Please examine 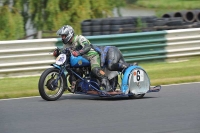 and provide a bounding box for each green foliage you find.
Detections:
[136,17,146,32]
[135,0,200,10]
[50,0,125,33]
[28,0,126,34]
[0,0,125,40]
[29,0,47,30]
[0,2,24,40]
[13,1,25,39]
[126,0,138,4]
